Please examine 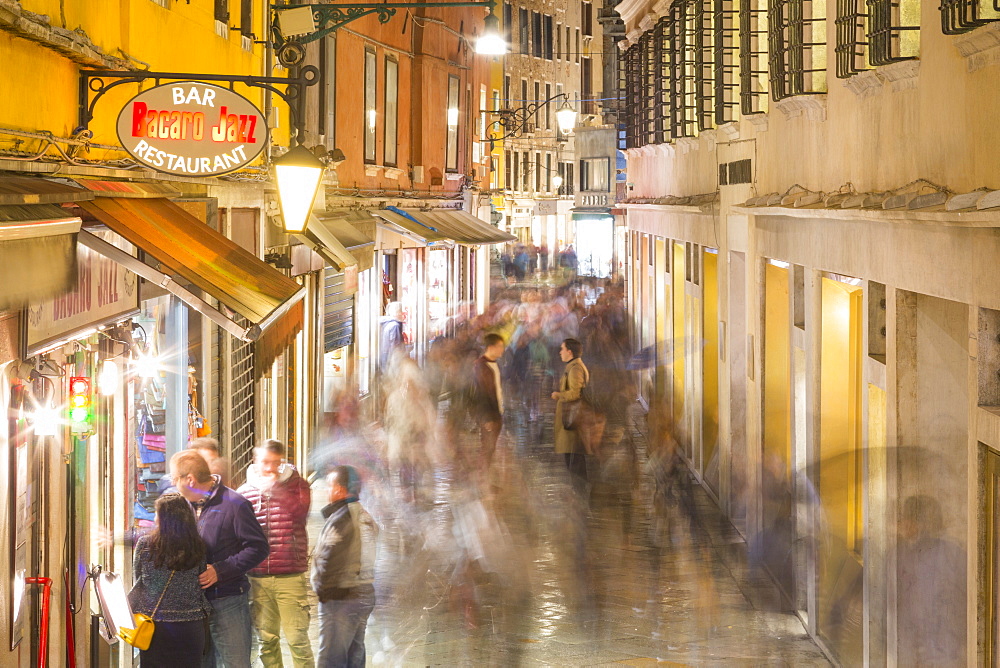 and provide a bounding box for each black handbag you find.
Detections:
[562,399,582,431]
